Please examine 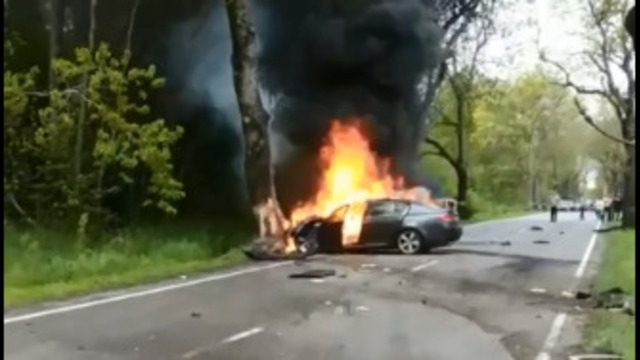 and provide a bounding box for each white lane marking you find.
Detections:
[4,262,291,325]
[569,355,622,360]
[220,327,264,345]
[535,312,567,360]
[575,221,602,278]
[535,221,601,360]
[411,260,439,272]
